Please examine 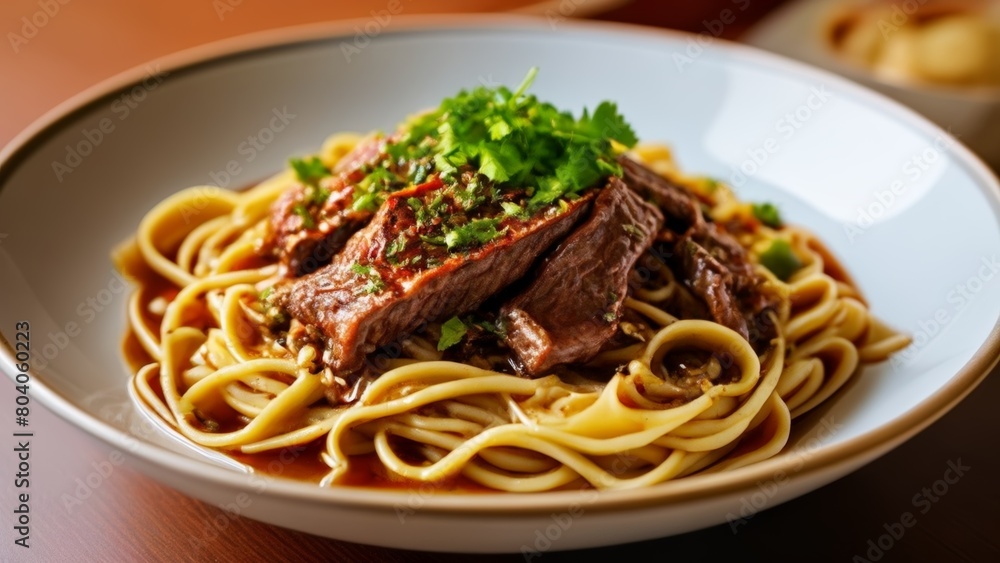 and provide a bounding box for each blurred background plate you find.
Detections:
[745,0,1000,167]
